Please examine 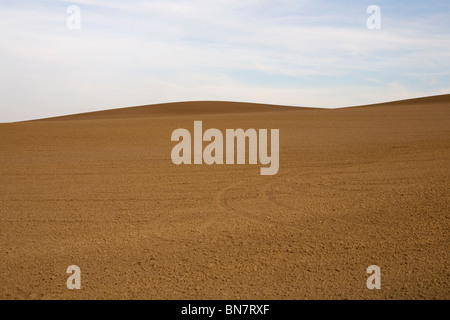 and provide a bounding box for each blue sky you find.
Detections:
[0,0,449,122]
